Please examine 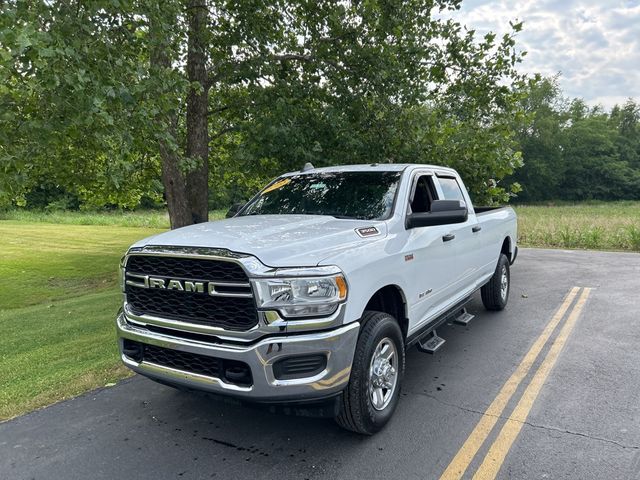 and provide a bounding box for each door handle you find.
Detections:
[442,233,455,242]
[472,225,482,233]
